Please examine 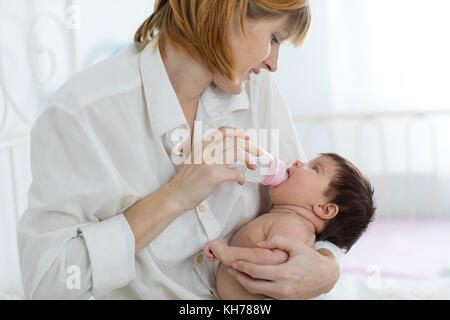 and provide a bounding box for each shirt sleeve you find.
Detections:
[315,241,344,263]
[17,105,139,299]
